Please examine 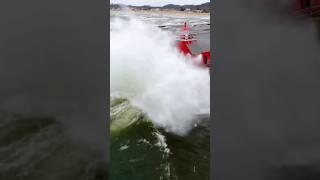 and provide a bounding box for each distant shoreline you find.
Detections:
[111,9,210,18]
